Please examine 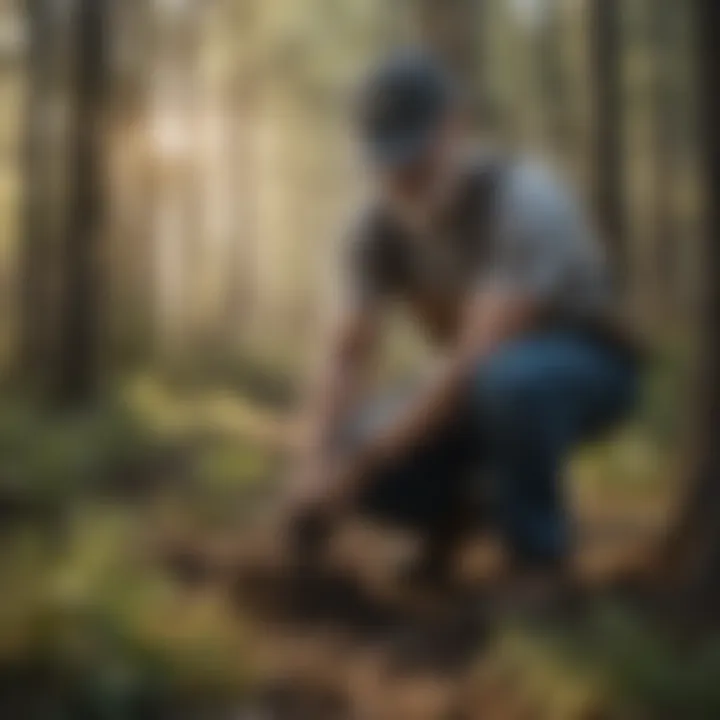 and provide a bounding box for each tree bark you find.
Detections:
[537,0,573,163]
[20,0,69,393]
[108,0,156,368]
[649,0,679,319]
[663,0,720,597]
[416,0,485,117]
[589,0,626,278]
[53,0,110,406]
